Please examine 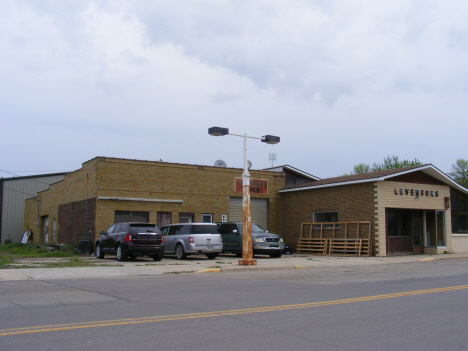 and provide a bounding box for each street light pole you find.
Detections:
[208,127,280,266]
